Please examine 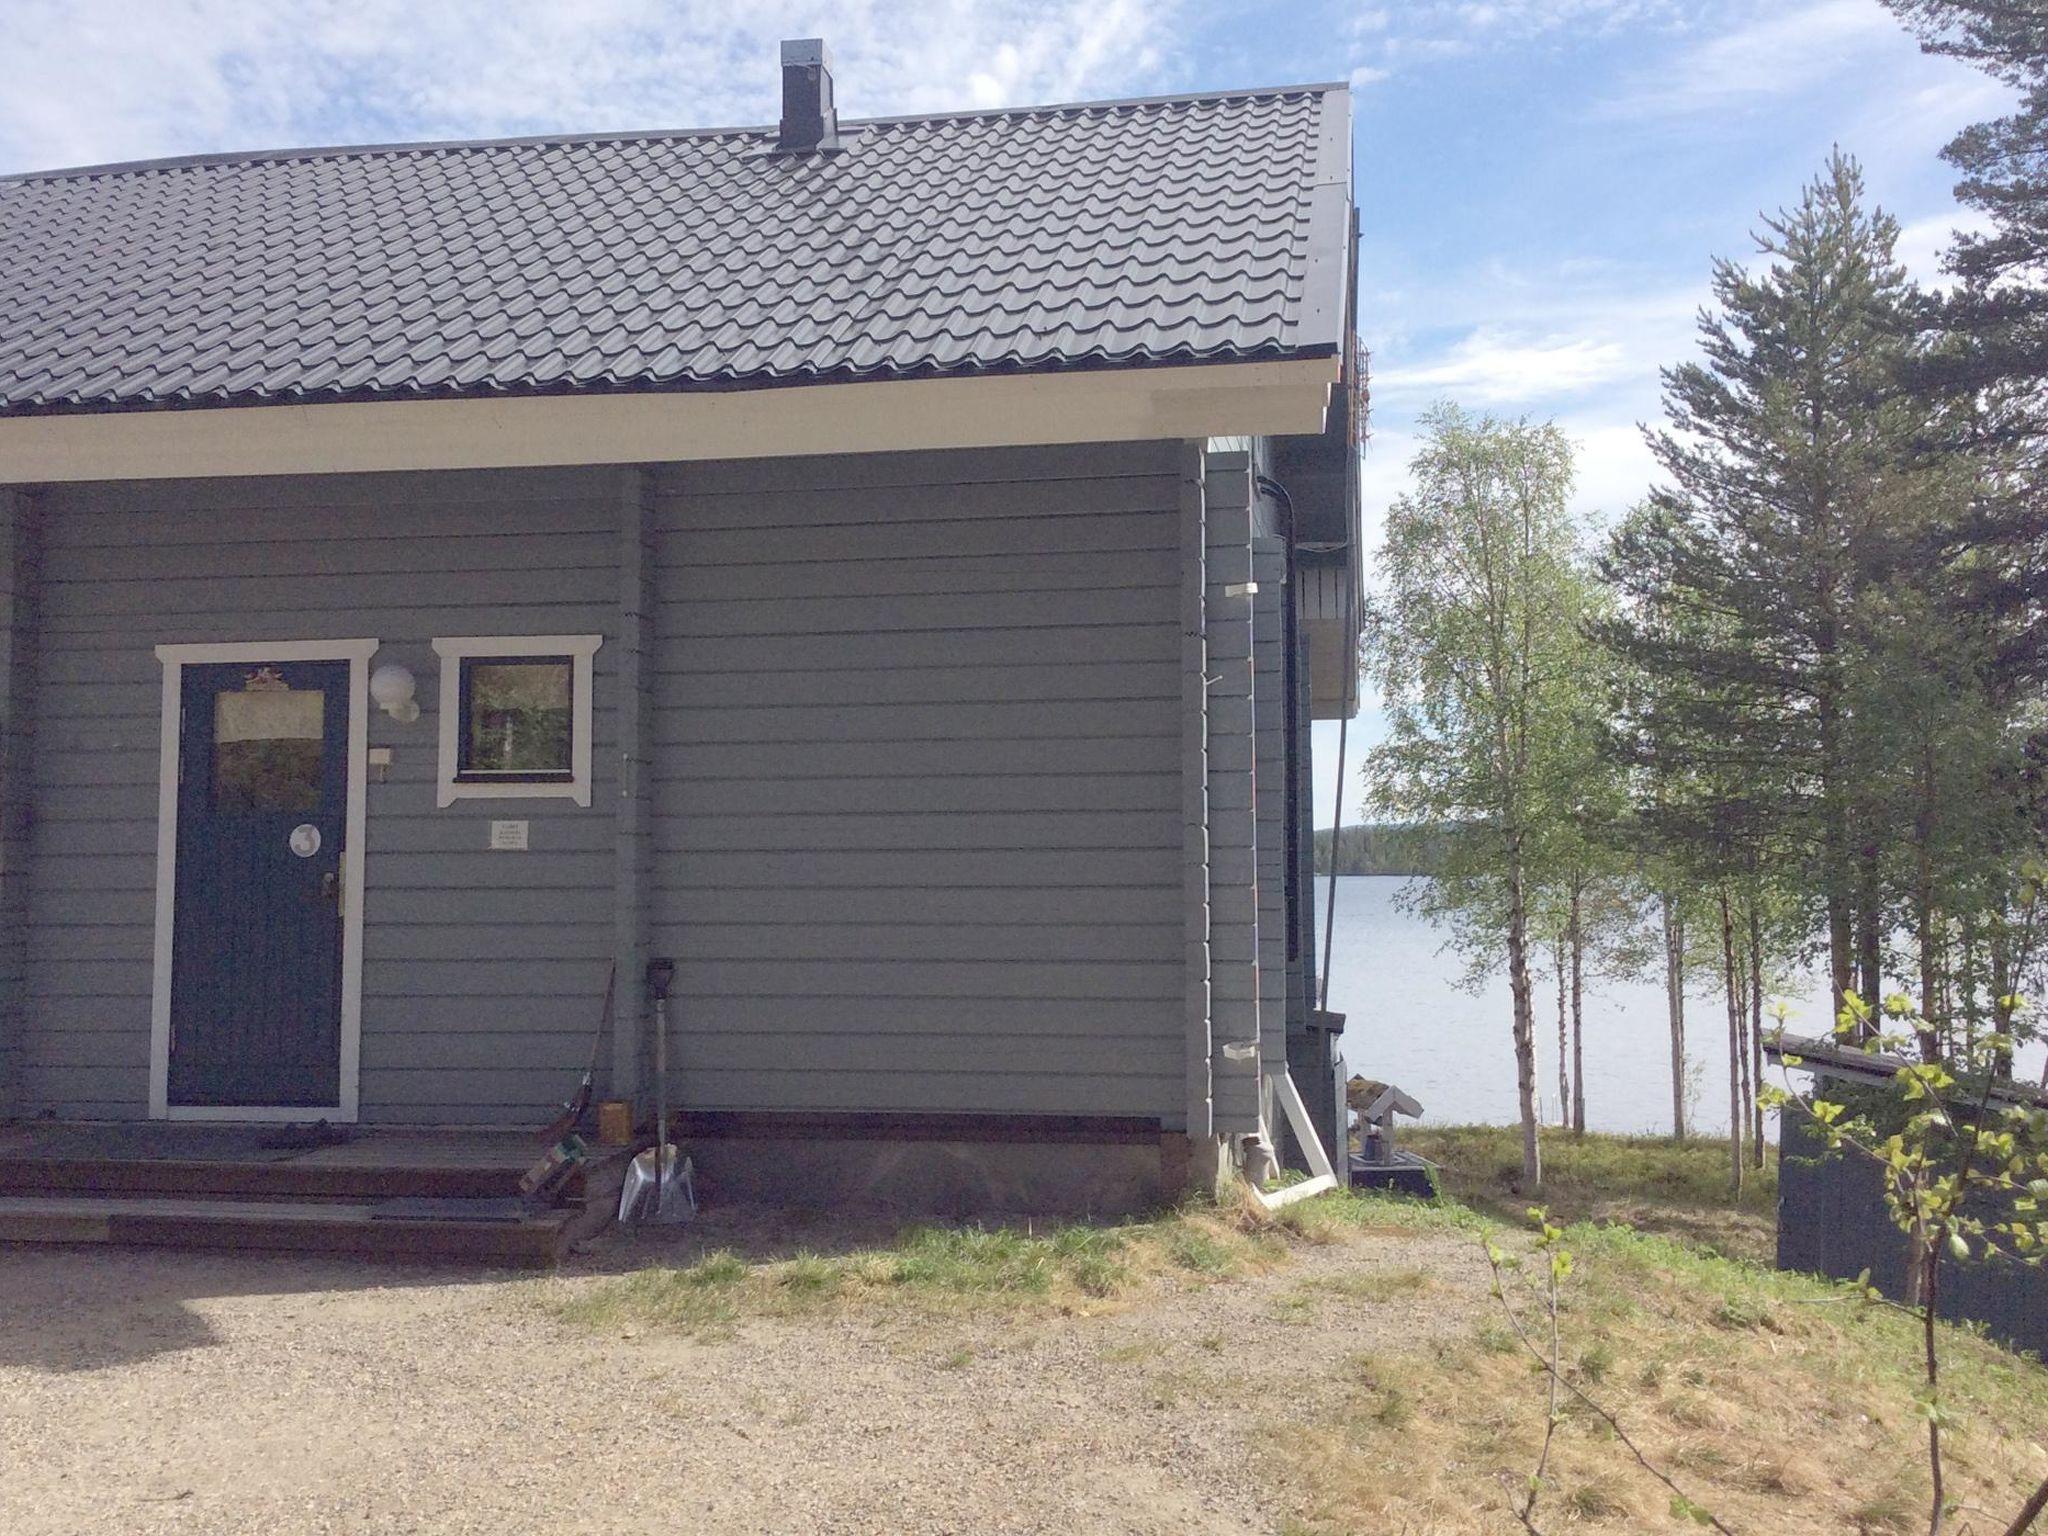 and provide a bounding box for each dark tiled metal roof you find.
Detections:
[0,85,1349,417]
